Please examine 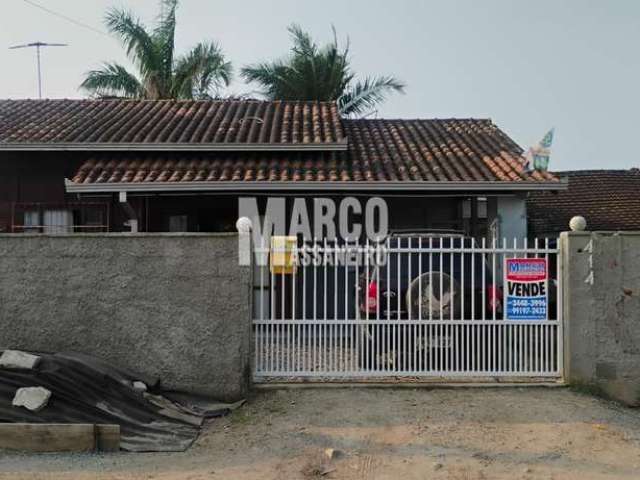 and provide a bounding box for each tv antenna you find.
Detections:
[9,41,68,99]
